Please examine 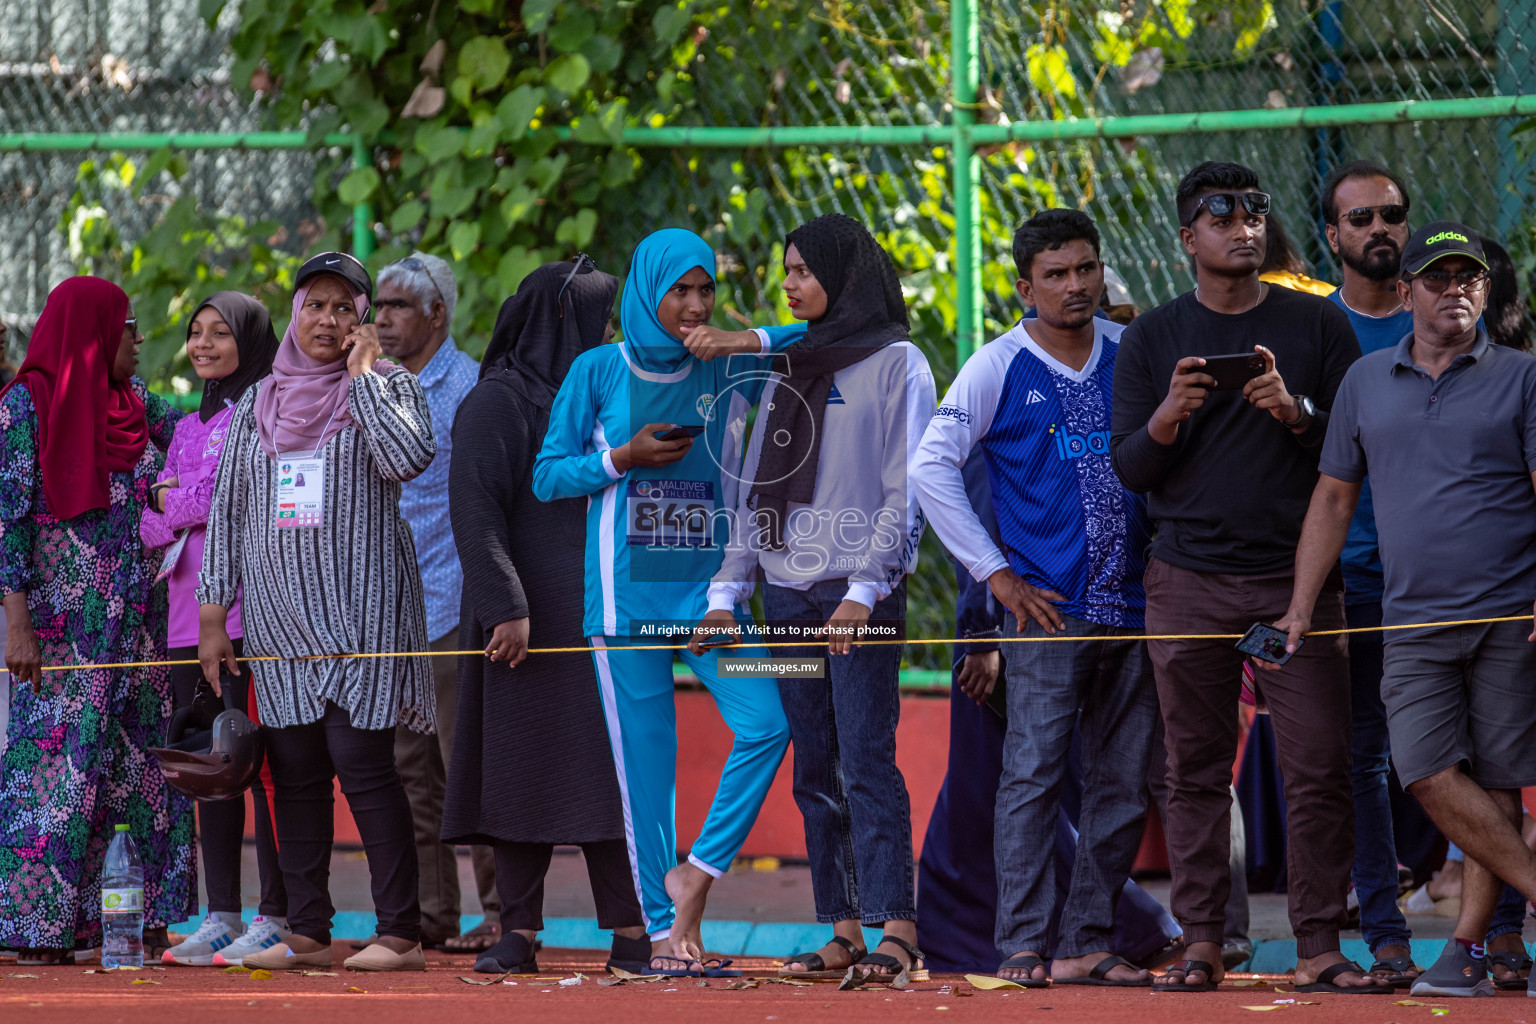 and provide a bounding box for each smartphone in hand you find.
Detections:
[1236,622,1302,665]
[1198,353,1266,391]
[654,425,705,442]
